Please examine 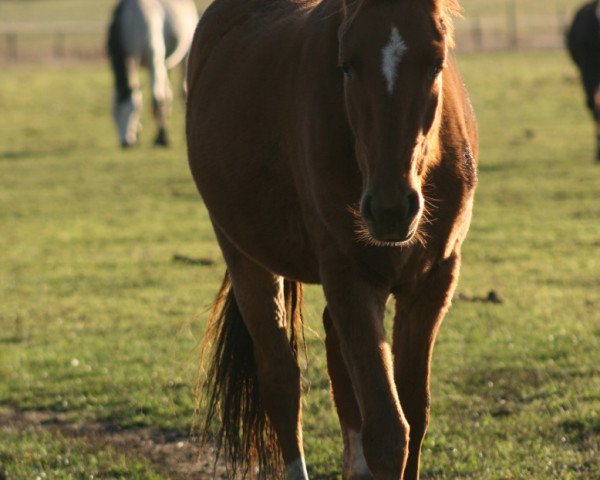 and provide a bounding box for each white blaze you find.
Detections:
[346,430,370,477]
[285,457,309,480]
[381,26,408,94]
